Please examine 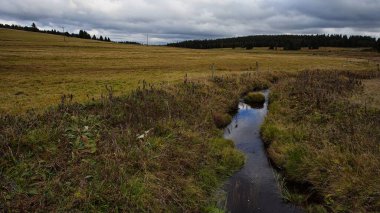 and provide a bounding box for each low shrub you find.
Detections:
[243,92,265,107]
[212,112,232,129]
